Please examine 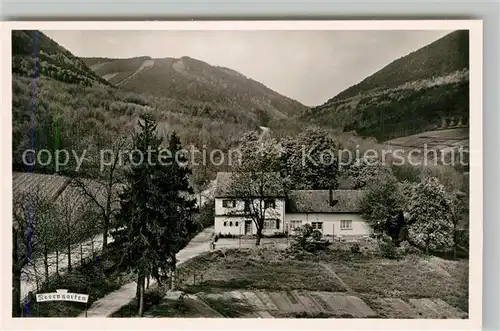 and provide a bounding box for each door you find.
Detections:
[244,220,252,235]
